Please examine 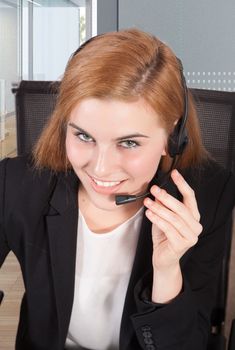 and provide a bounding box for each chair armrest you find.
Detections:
[228,319,235,350]
[207,334,226,350]
[0,290,4,304]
